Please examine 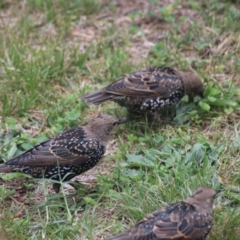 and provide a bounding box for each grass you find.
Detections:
[0,0,240,239]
